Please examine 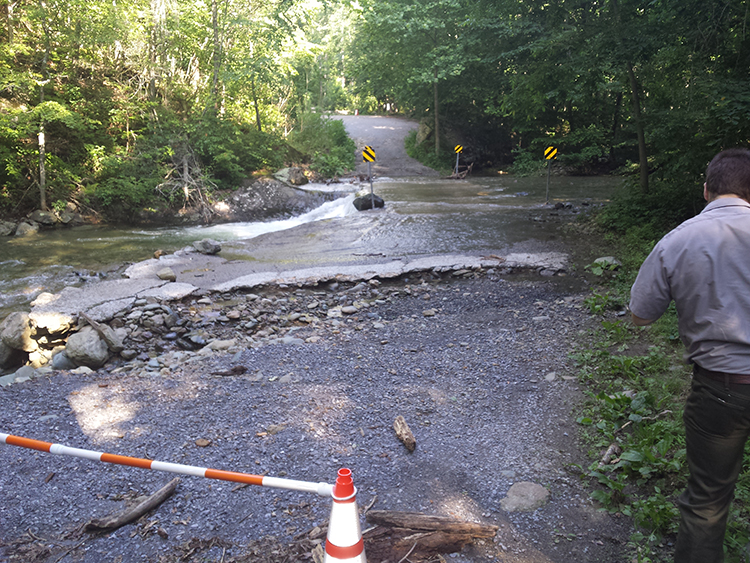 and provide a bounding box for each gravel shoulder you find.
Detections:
[0,269,631,562]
